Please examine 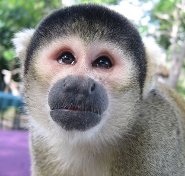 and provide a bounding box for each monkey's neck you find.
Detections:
[30,127,113,176]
